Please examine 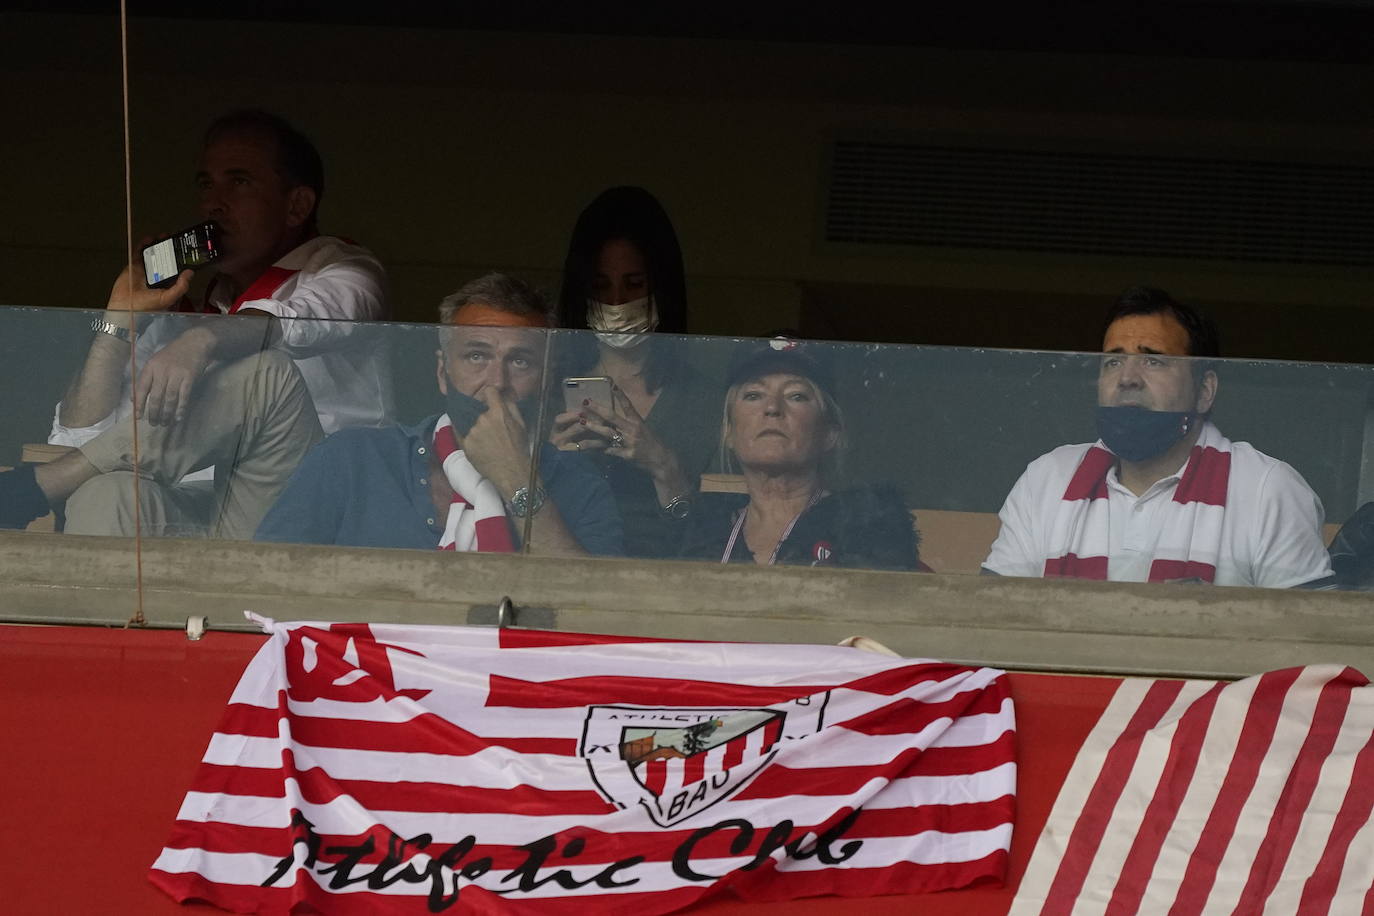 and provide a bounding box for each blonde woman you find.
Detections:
[678,339,923,570]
